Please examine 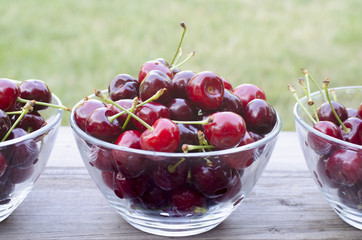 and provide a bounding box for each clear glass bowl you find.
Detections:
[293,86,362,230]
[69,95,282,237]
[0,93,63,222]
